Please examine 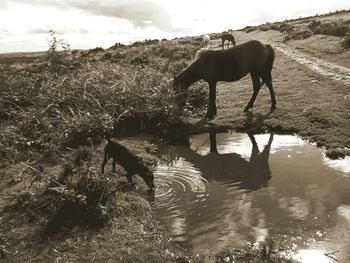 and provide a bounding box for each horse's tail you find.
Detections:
[265,44,275,74]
